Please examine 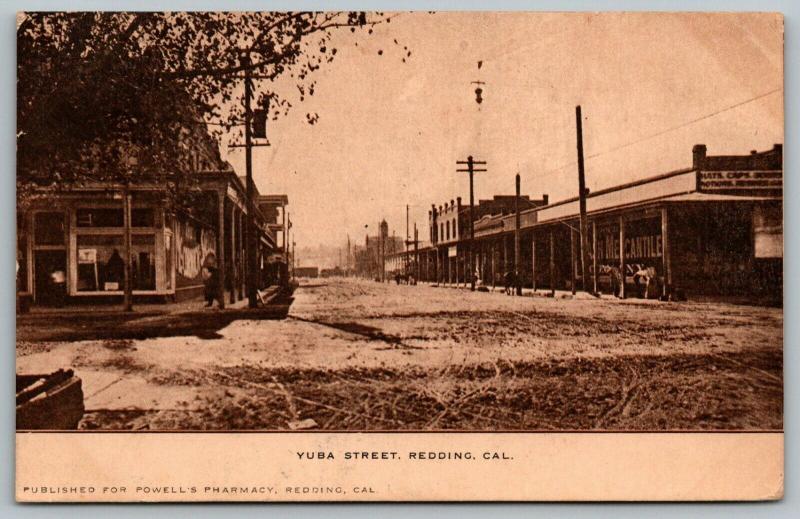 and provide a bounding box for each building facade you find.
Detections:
[353,220,404,280]
[393,144,782,300]
[426,193,548,286]
[17,172,289,308]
